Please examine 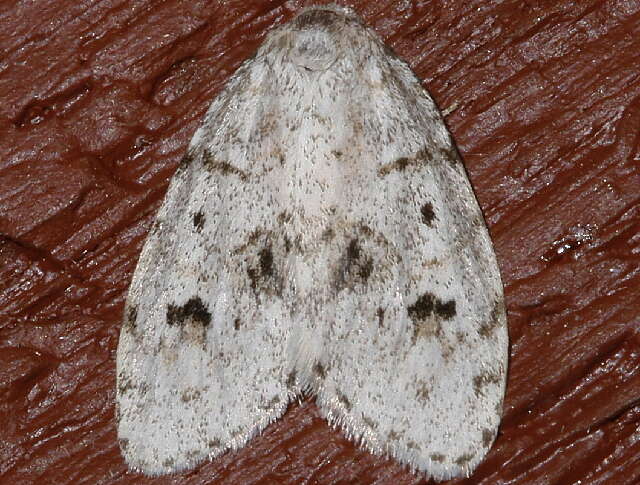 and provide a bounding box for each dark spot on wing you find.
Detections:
[181,388,201,403]
[150,219,163,235]
[394,156,410,170]
[435,299,456,319]
[193,211,205,231]
[202,151,248,180]
[430,453,445,463]
[441,341,456,362]
[179,153,194,168]
[408,292,435,321]
[416,380,430,402]
[358,258,373,281]
[119,438,129,452]
[420,202,435,226]
[163,457,175,468]
[166,296,211,327]
[333,238,374,291]
[322,226,335,241]
[125,305,138,329]
[378,147,433,176]
[383,43,397,58]
[347,238,360,261]
[407,440,421,451]
[118,376,135,394]
[233,229,262,255]
[407,292,456,343]
[455,453,474,466]
[443,145,462,165]
[208,438,222,449]
[286,369,297,388]
[247,244,282,296]
[377,307,385,328]
[473,371,501,396]
[259,247,273,276]
[479,299,504,338]
[482,428,494,447]
[336,391,352,411]
[233,318,241,331]
[332,150,343,158]
[312,362,326,379]
[277,211,292,224]
[378,156,409,176]
[247,229,262,246]
[358,223,374,236]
